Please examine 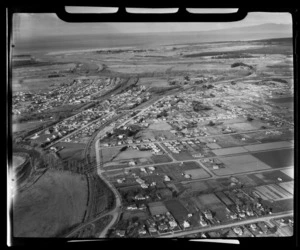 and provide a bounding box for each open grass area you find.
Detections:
[13,121,45,133]
[115,150,152,161]
[184,169,211,179]
[56,142,86,161]
[148,121,172,131]
[213,154,271,176]
[148,201,169,216]
[252,148,294,169]
[13,169,88,237]
[12,155,26,169]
